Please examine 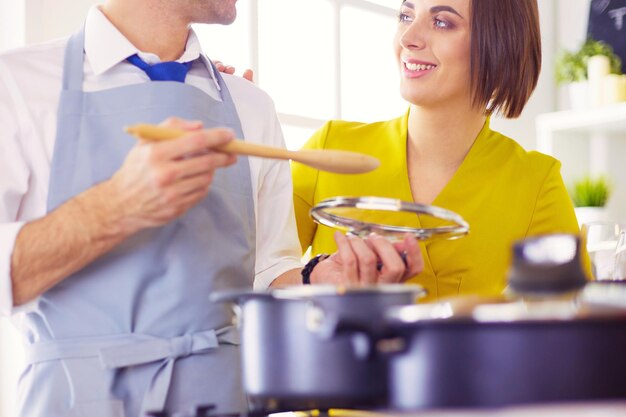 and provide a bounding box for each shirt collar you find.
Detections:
[84,6,220,90]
